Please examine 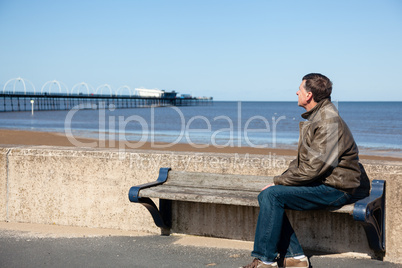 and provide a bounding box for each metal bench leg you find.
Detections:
[135,197,171,234]
[353,180,385,257]
[128,168,172,234]
[159,199,172,235]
